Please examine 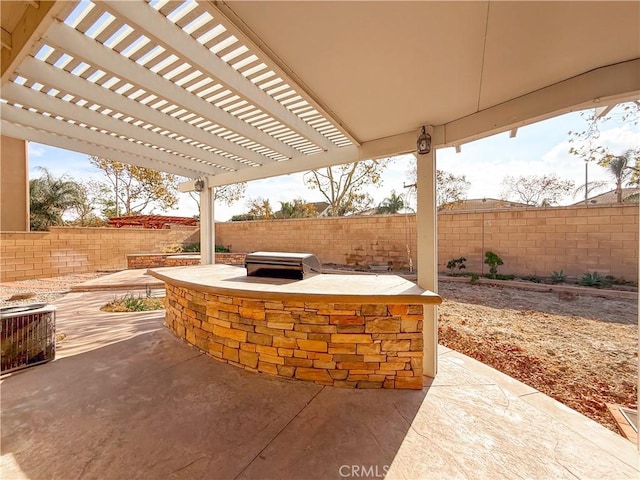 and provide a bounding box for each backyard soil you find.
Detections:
[438,281,638,434]
[0,272,113,307]
[1,271,636,434]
